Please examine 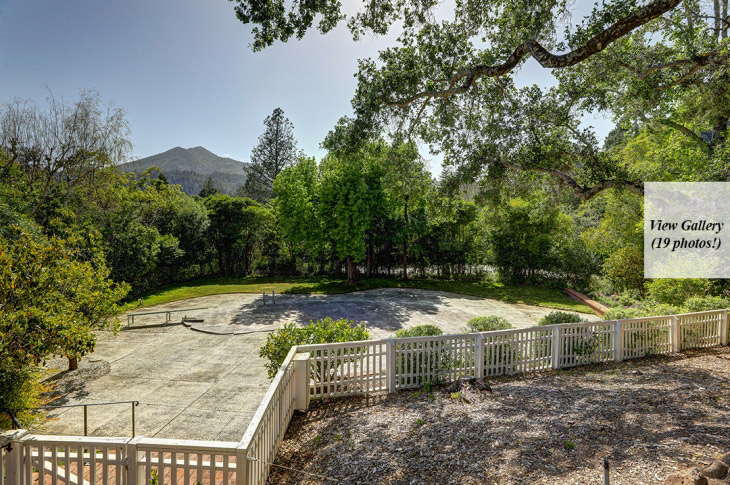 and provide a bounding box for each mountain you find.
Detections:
[118,146,247,195]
